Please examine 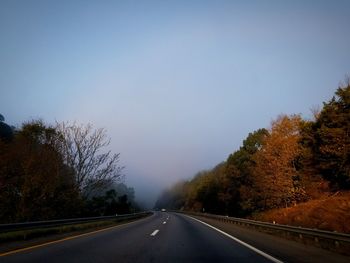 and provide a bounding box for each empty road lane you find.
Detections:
[1,212,281,263]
